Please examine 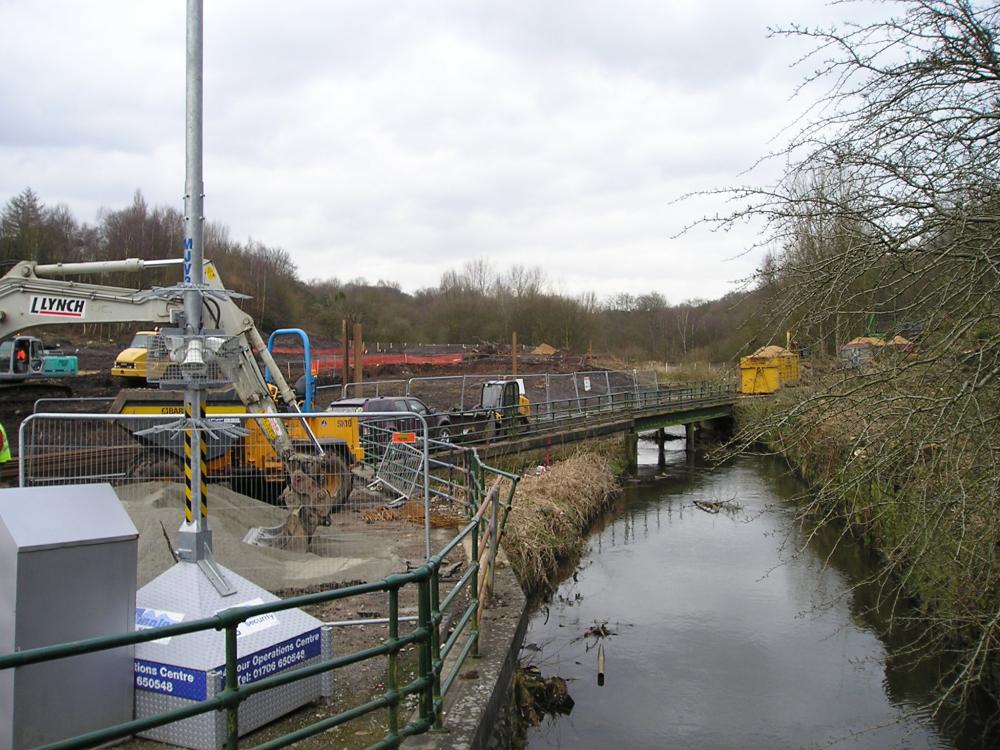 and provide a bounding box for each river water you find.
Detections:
[521,435,995,750]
